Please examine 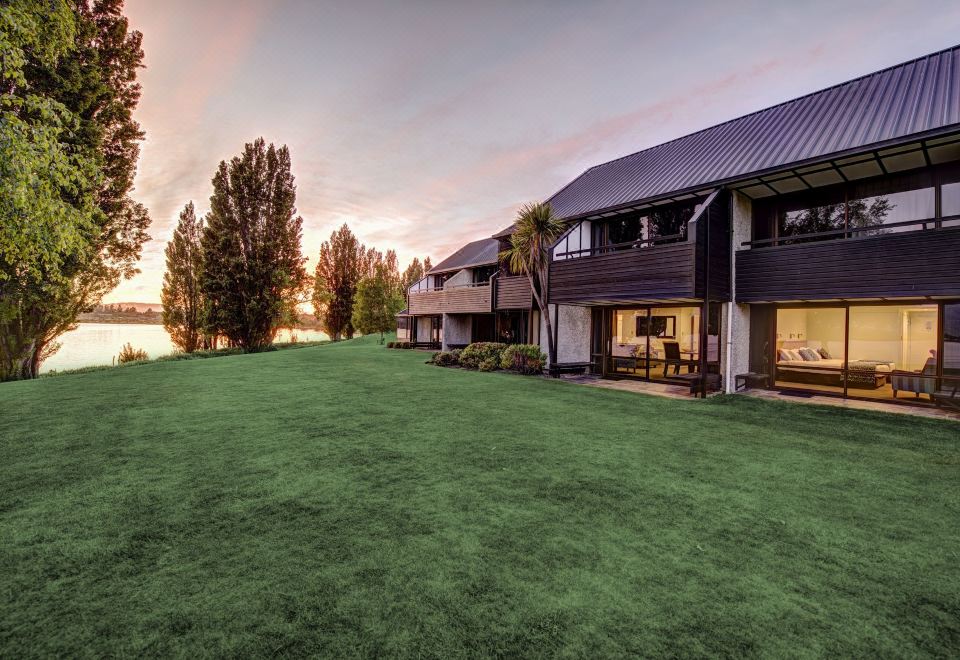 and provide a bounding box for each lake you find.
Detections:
[41,323,329,374]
